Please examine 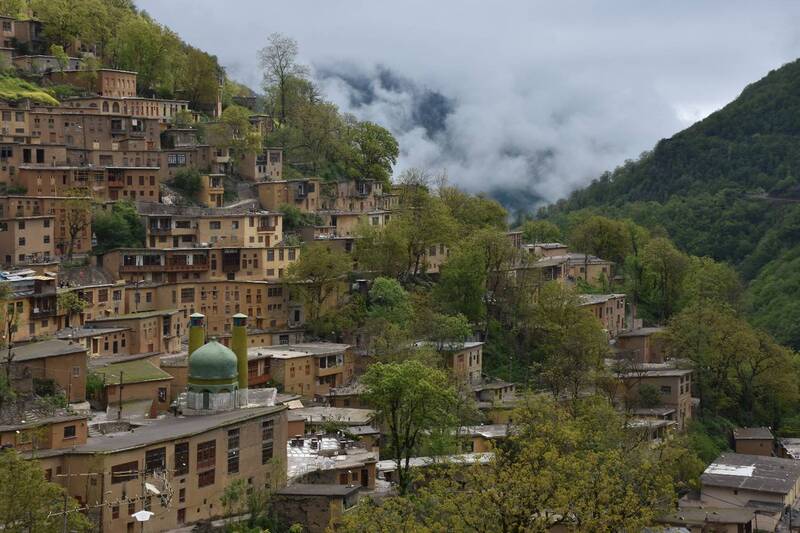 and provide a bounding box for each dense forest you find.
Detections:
[540,58,800,349]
